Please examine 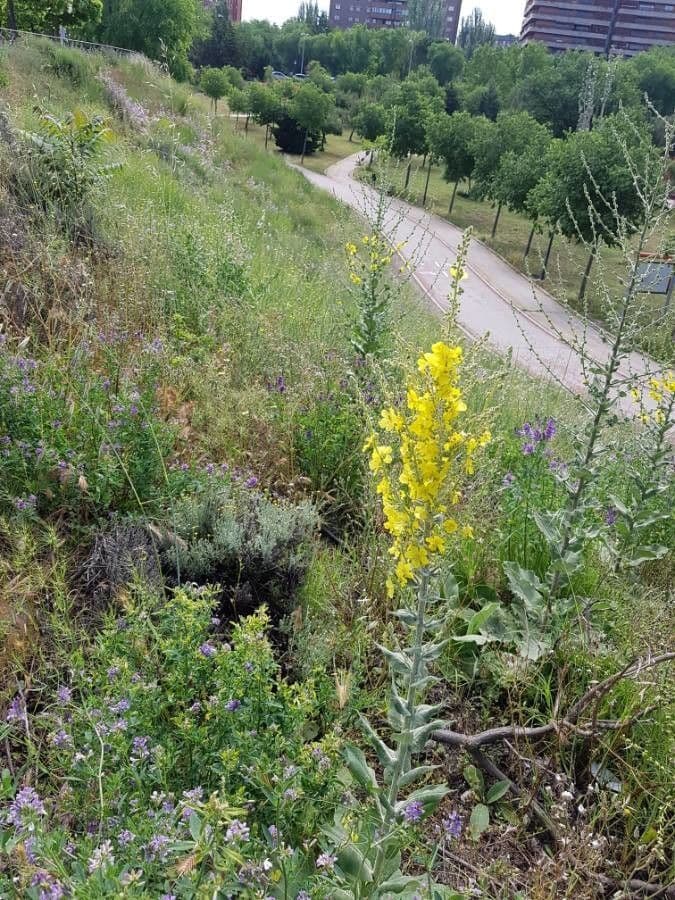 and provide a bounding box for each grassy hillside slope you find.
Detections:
[0,39,673,899]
